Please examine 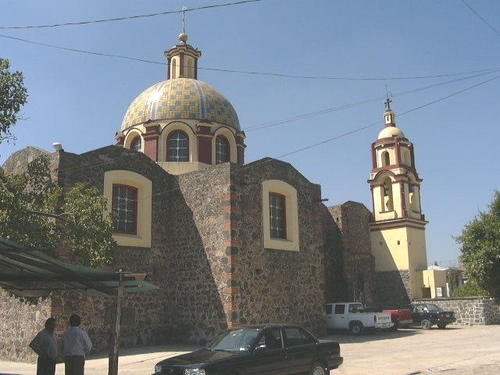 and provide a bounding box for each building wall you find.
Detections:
[328,202,376,306]
[233,159,332,335]
[370,227,409,271]
[423,269,448,298]
[375,270,411,308]
[0,290,52,361]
